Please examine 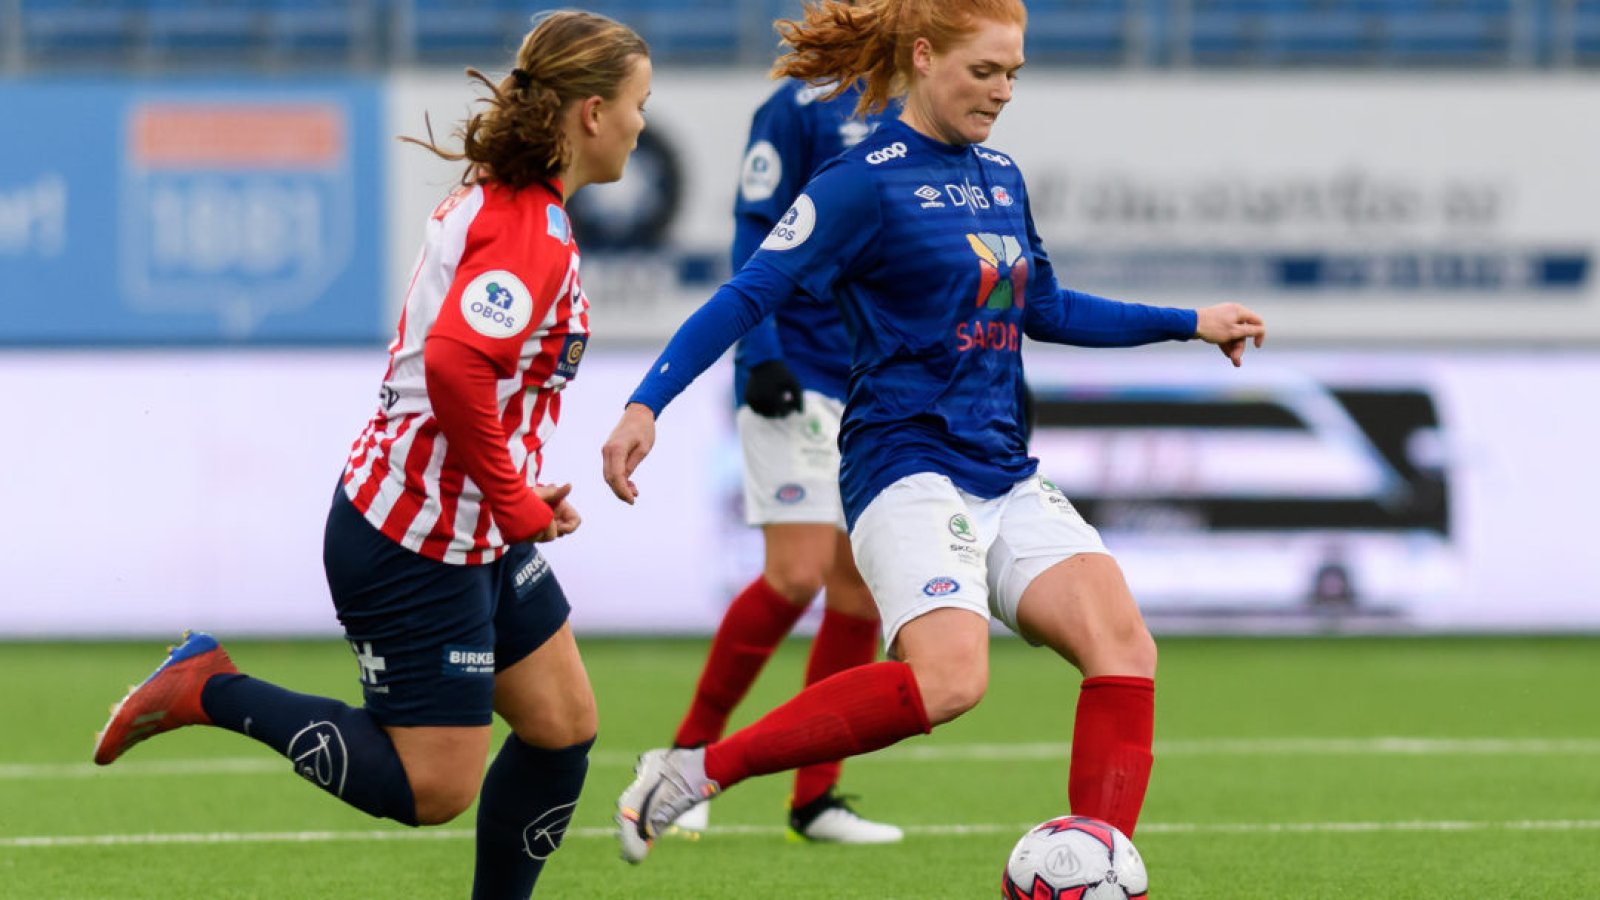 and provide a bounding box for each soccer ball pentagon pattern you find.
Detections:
[1002,815,1148,899]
